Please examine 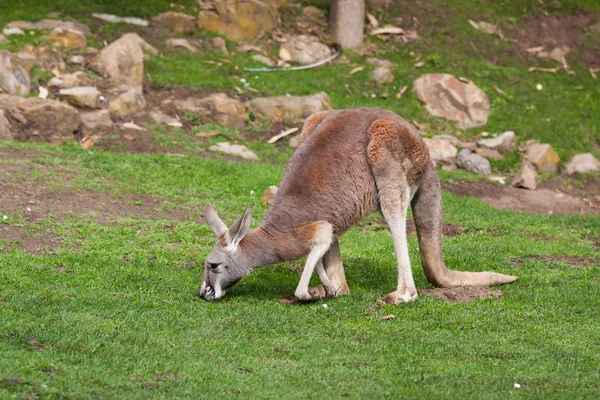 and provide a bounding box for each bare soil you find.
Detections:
[443,178,600,215]
[420,286,503,303]
[359,217,463,237]
[511,255,600,268]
